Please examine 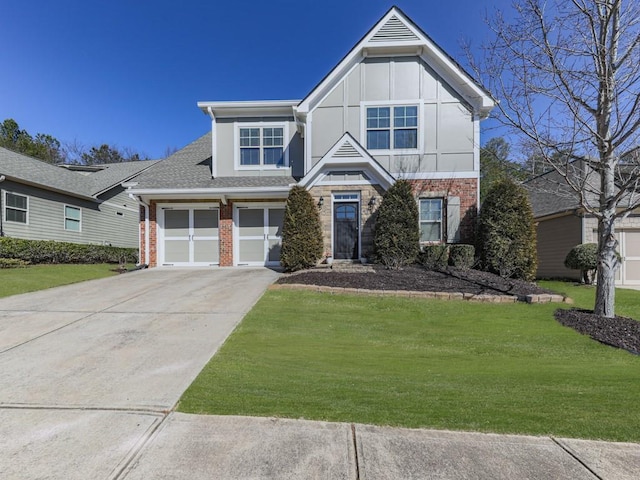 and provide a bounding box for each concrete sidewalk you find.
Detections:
[119,414,640,479]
